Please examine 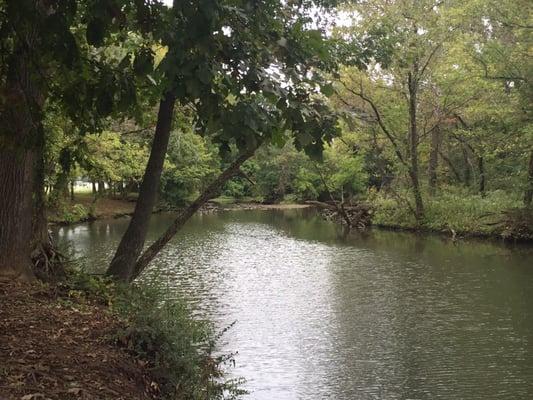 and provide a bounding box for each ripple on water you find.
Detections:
[54,210,533,400]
